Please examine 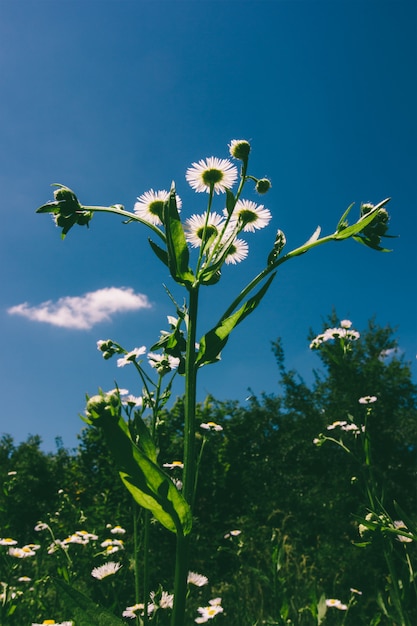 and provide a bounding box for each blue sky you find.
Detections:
[1,0,416,452]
